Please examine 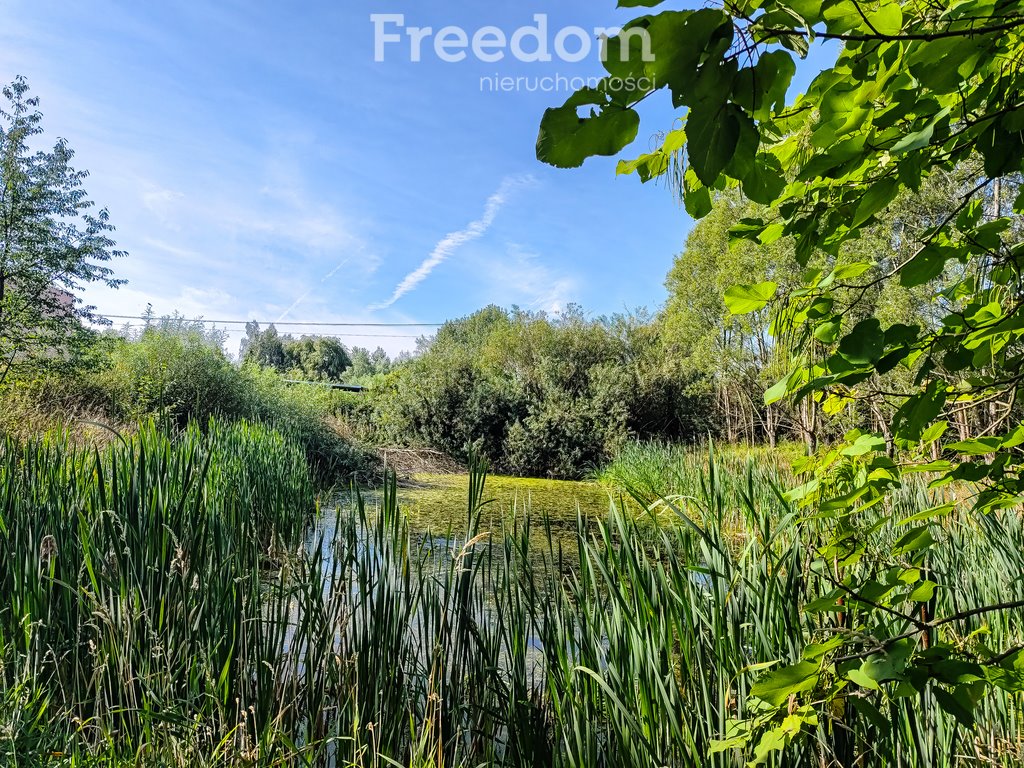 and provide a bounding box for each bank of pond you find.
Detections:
[1,420,1022,767]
